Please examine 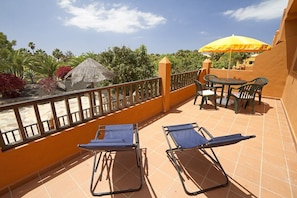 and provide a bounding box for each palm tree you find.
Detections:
[67,55,87,67]
[35,49,47,55]
[32,55,59,79]
[7,50,32,78]
[83,51,99,60]
[28,42,35,54]
[23,69,37,83]
[52,48,64,62]
[62,50,75,63]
